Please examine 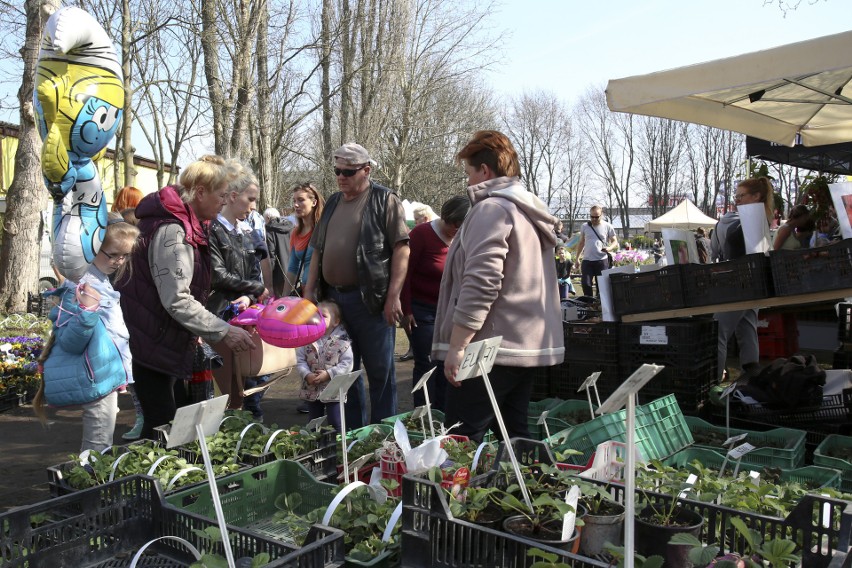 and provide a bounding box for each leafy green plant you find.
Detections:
[605,543,664,568]
[527,547,573,568]
[188,526,270,568]
[445,483,501,523]
[673,517,801,568]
